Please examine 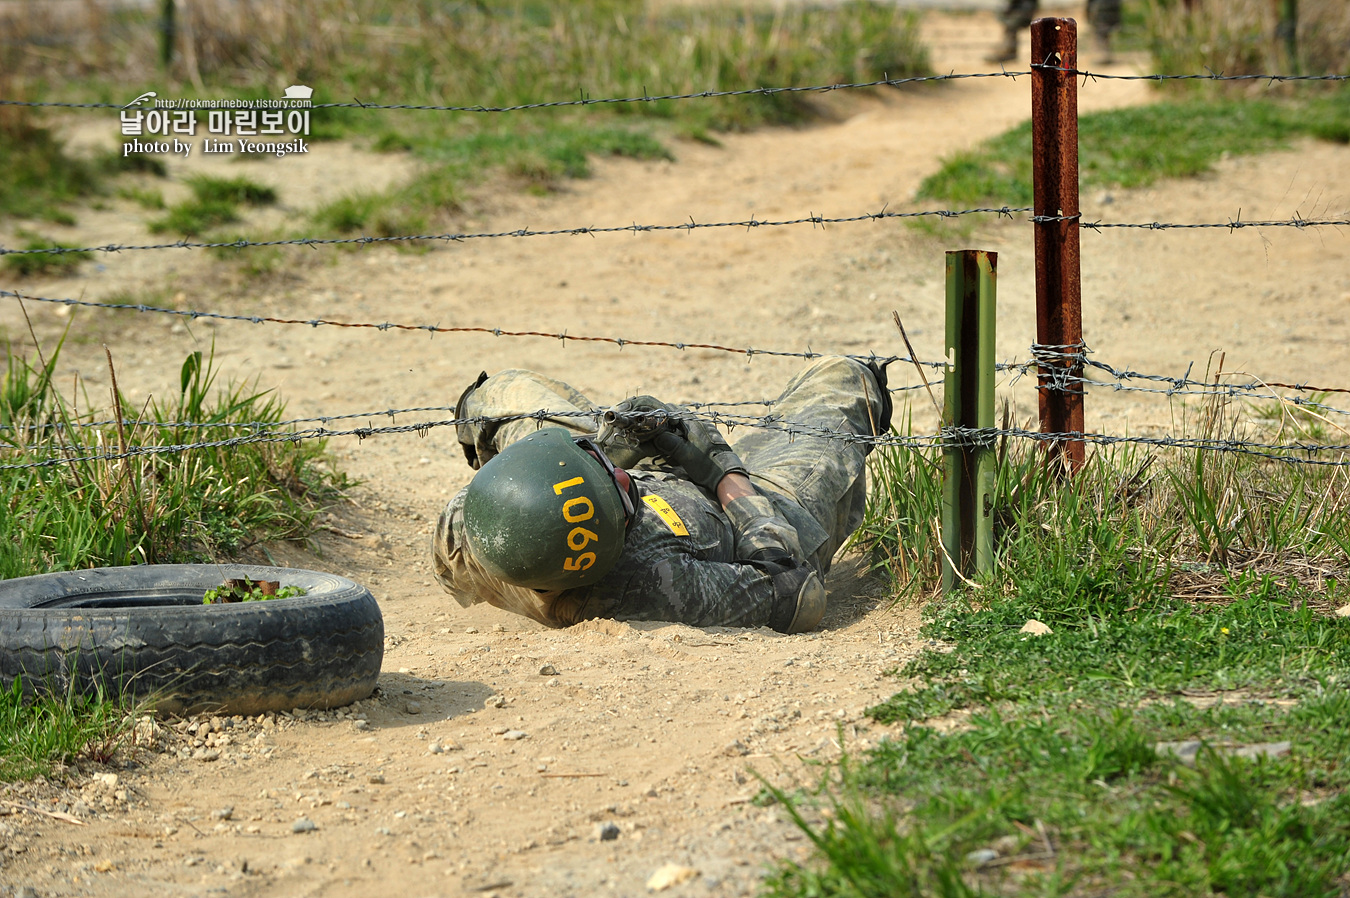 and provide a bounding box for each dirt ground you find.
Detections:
[3,7,1350,898]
